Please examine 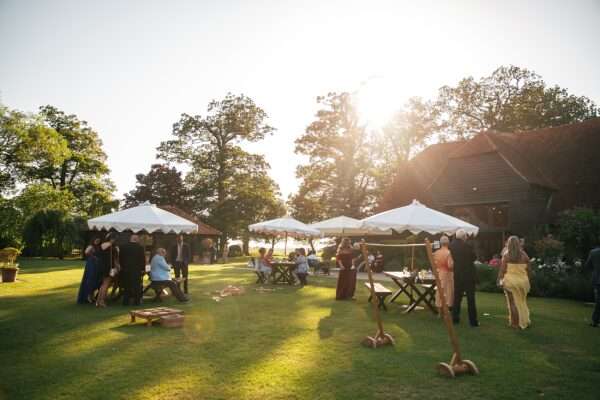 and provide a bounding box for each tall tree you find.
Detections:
[123,164,191,211]
[433,65,598,140]
[157,93,281,254]
[0,104,69,193]
[30,105,116,216]
[290,92,376,222]
[374,97,437,194]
